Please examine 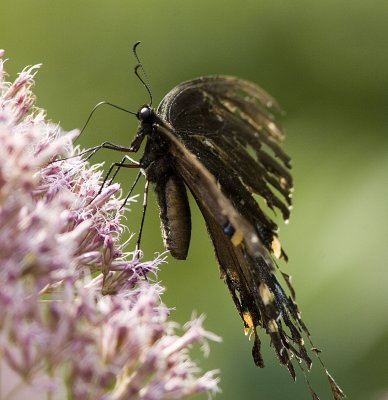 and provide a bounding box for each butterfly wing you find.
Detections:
[154,76,344,399]
[153,121,309,379]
